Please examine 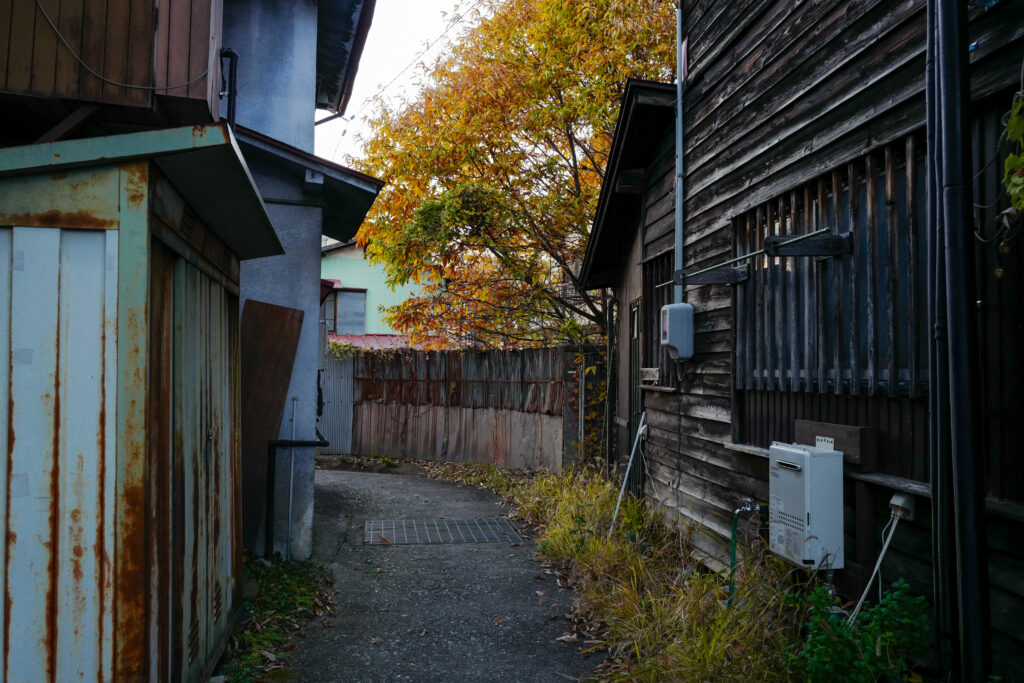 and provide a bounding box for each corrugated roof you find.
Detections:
[328,333,433,350]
